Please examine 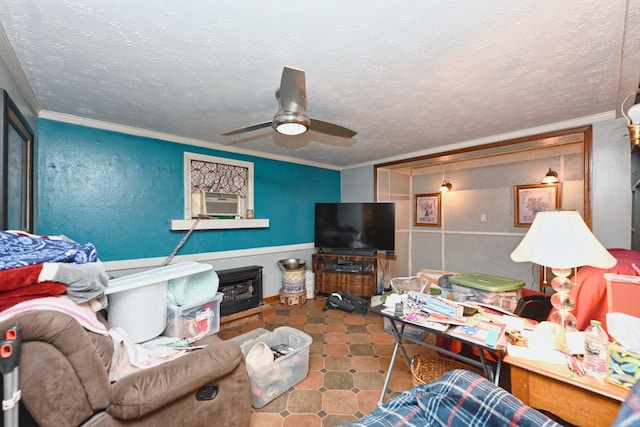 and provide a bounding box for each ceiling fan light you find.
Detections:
[273,110,310,136]
[275,122,308,136]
